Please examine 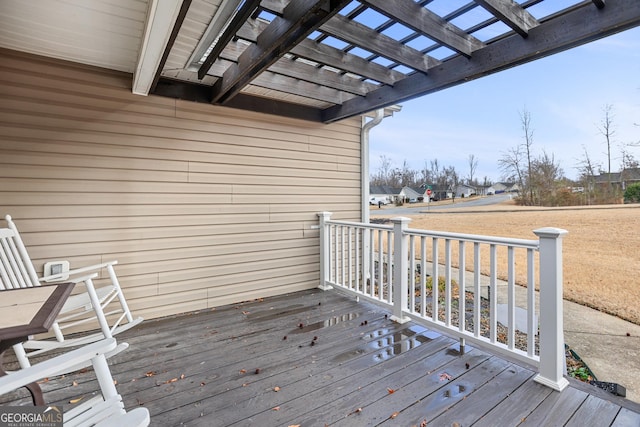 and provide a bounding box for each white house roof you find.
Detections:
[1,0,639,123]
